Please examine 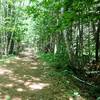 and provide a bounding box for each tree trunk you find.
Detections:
[95,20,100,62]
